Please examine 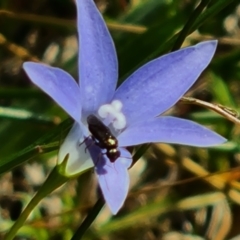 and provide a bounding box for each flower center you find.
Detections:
[98,100,126,130]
